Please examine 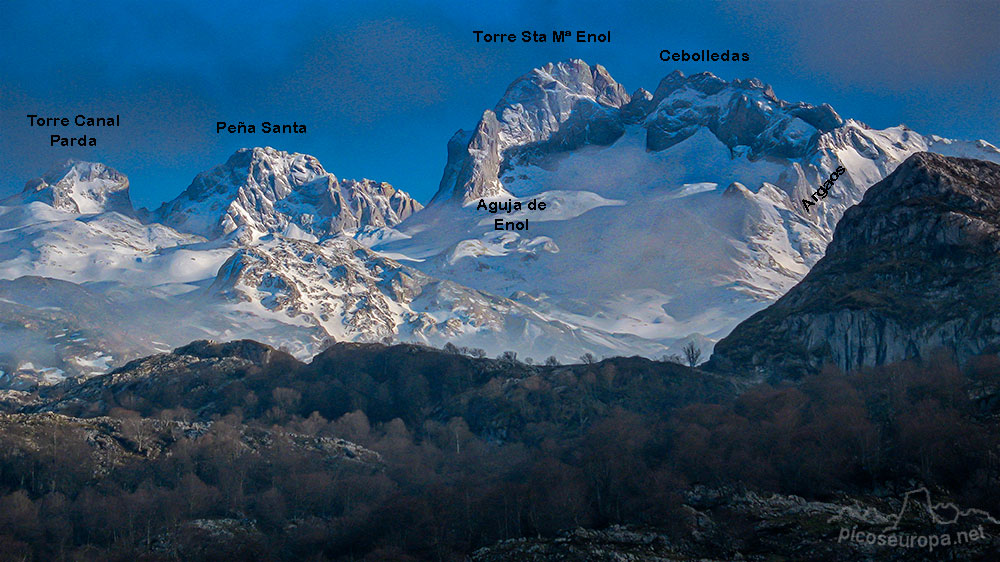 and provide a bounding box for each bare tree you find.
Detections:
[544,356,560,366]
[499,351,519,364]
[580,352,596,365]
[683,342,702,367]
[120,415,153,455]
